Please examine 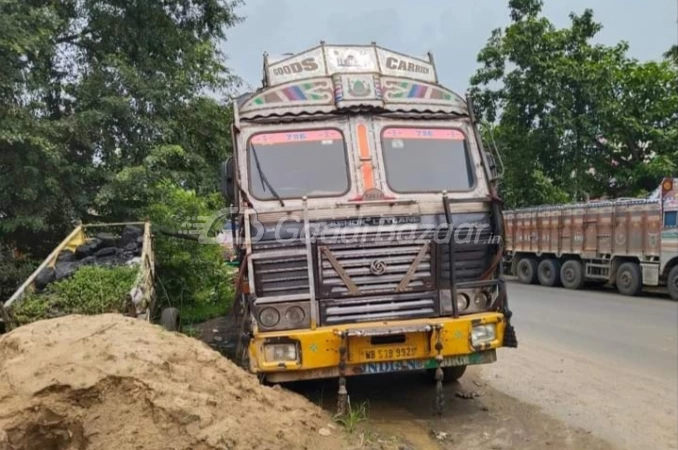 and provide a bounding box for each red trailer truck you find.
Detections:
[503,178,678,300]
